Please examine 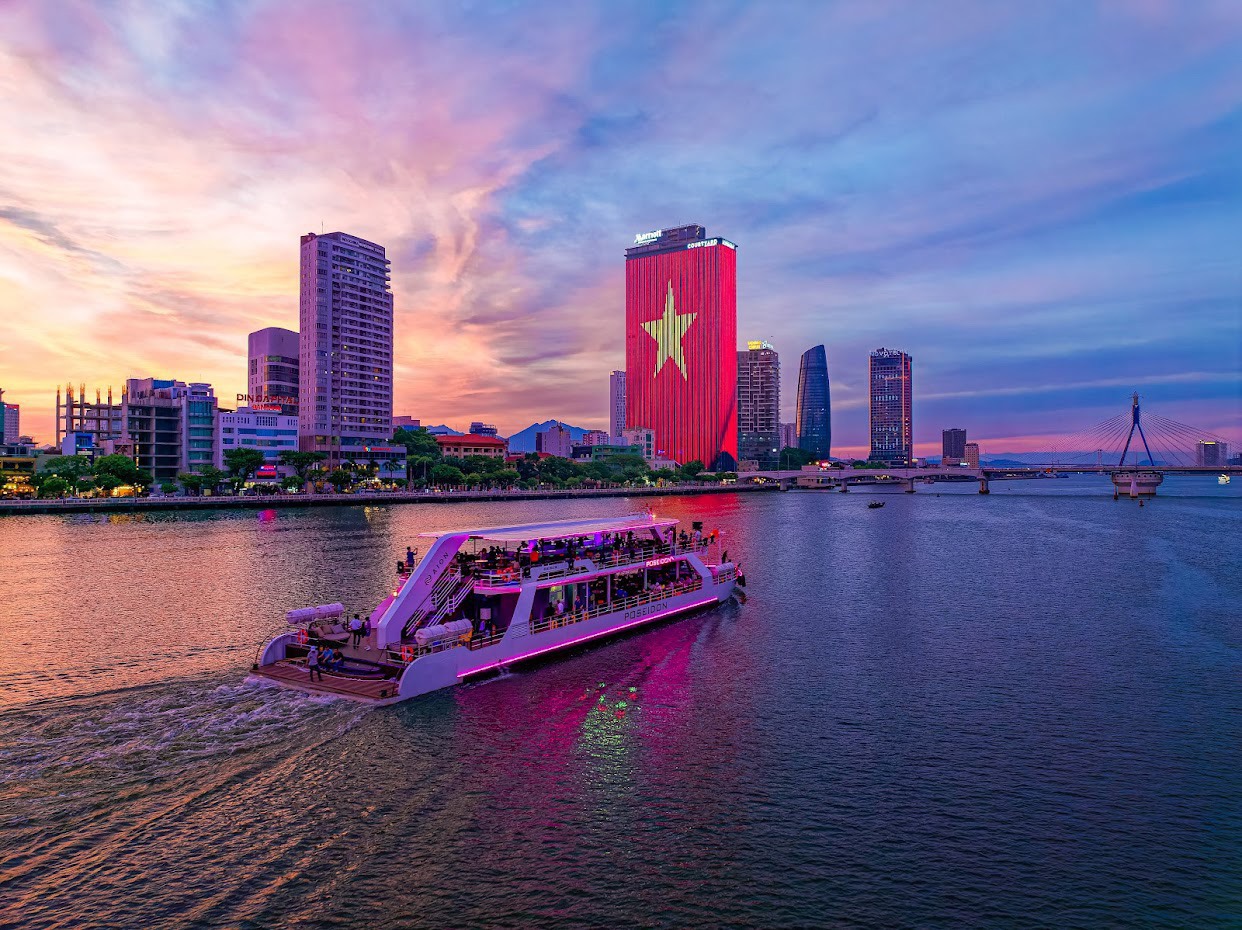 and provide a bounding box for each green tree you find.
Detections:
[407,454,437,487]
[326,468,353,491]
[42,455,93,483]
[160,481,178,495]
[223,447,266,490]
[381,459,402,485]
[679,460,705,480]
[278,450,327,484]
[93,453,152,488]
[198,465,226,495]
[39,476,69,498]
[779,447,817,469]
[178,473,205,495]
[429,463,465,487]
[493,468,521,488]
[393,426,442,459]
[280,474,303,492]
